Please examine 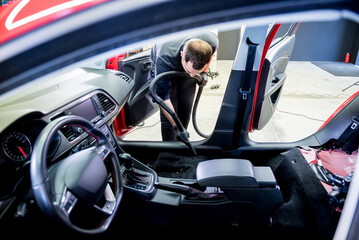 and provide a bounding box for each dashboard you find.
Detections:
[0,66,134,200]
